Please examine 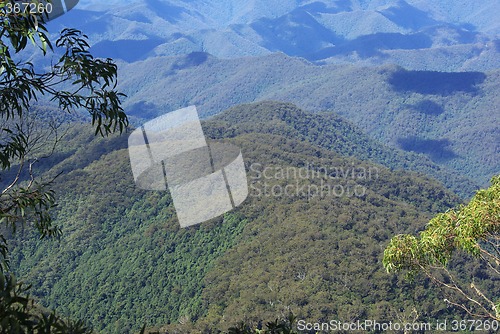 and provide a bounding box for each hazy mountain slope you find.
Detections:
[9,106,467,333]
[413,0,500,35]
[75,0,500,35]
[117,53,499,187]
[47,0,500,70]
